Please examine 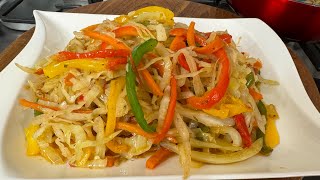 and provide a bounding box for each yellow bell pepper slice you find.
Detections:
[265,104,280,148]
[43,59,107,78]
[114,6,174,26]
[114,15,131,24]
[24,124,40,156]
[203,94,252,119]
[265,118,280,148]
[266,104,279,120]
[105,76,126,136]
